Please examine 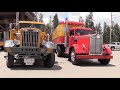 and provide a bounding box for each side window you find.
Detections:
[70,31,74,36]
